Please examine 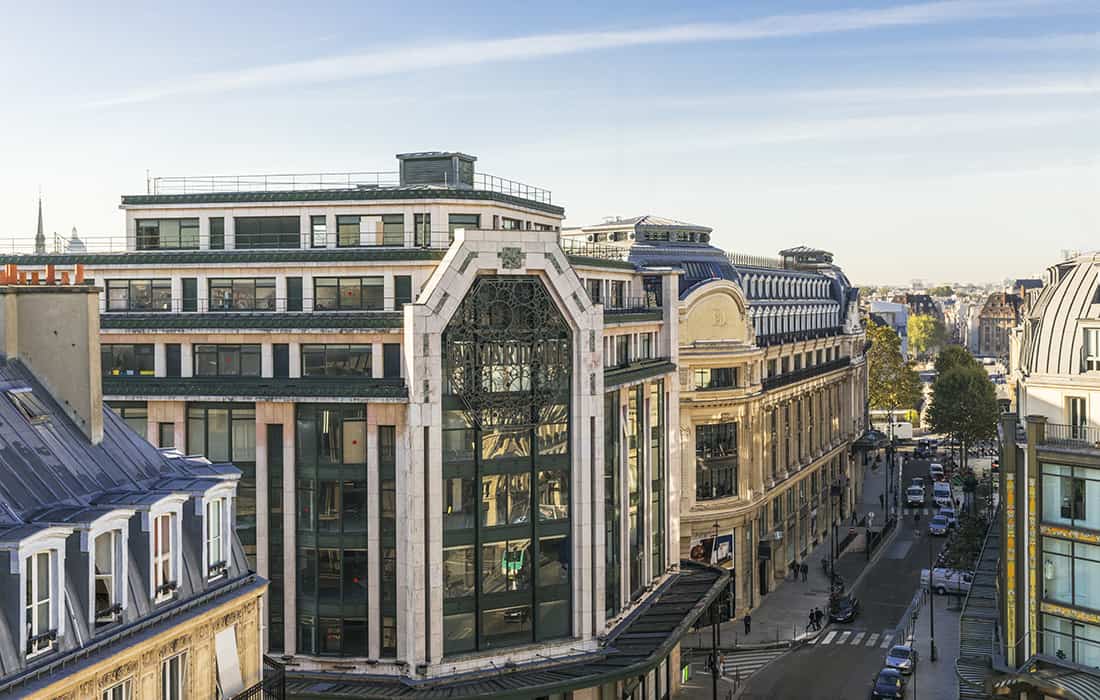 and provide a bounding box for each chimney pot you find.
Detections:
[75,264,85,285]
[60,271,70,285]
[31,271,40,285]
[46,265,55,284]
